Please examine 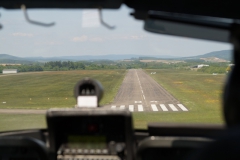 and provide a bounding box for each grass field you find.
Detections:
[0,69,228,131]
[0,114,46,131]
[132,69,227,129]
[0,70,126,109]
